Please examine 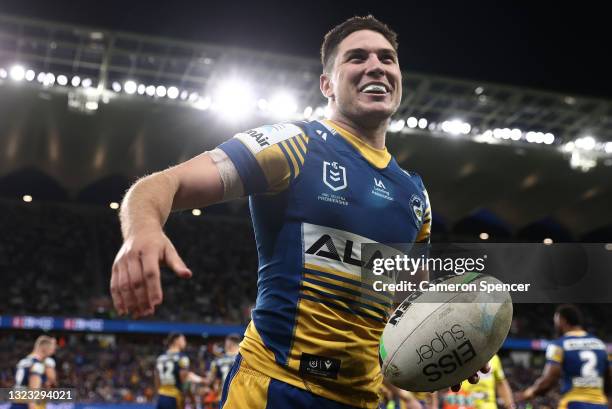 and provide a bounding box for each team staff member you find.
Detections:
[111,15,486,409]
[461,355,515,409]
[517,305,610,409]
